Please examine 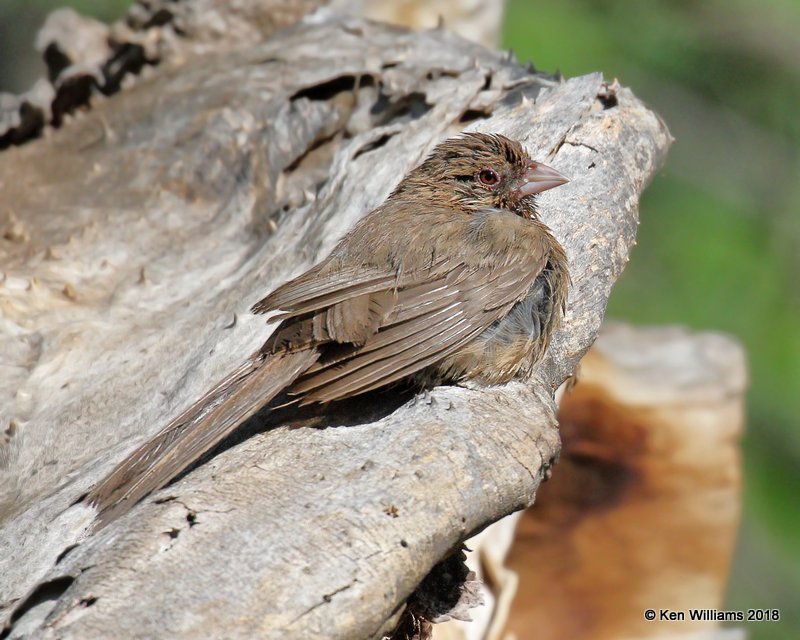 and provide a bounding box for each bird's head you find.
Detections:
[392,132,568,219]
